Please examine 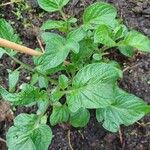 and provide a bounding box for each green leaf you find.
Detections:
[41,32,65,44]
[71,38,97,63]
[70,108,90,127]
[36,33,70,72]
[83,2,117,28]
[67,27,86,42]
[50,105,70,126]
[31,124,53,150]
[94,24,116,47]
[37,0,69,12]
[59,75,69,90]
[36,32,81,72]
[66,63,122,112]
[118,45,134,57]
[113,24,128,40]
[0,19,20,56]
[37,99,49,115]
[14,114,38,131]
[50,87,64,102]
[41,20,65,30]
[40,115,48,124]
[93,53,102,61]
[67,17,77,24]
[66,39,80,54]
[96,88,150,132]
[8,70,20,92]
[107,60,121,69]
[0,84,48,106]
[6,114,52,150]
[41,18,77,33]
[30,73,39,85]
[38,76,49,88]
[119,31,150,52]
[7,126,36,150]
[0,19,20,43]
[46,64,66,75]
